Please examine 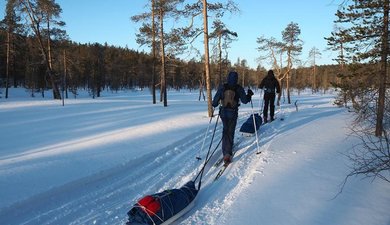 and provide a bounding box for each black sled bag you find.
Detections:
[126,181,198,225]
[239,113,262,134]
